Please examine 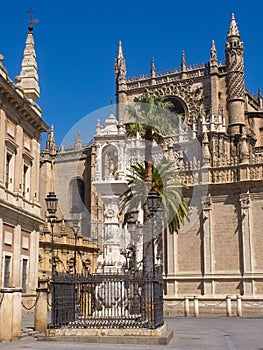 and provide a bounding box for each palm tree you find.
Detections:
[123,94,188,275]
[125,94,178,194]
[120,161,188,234]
